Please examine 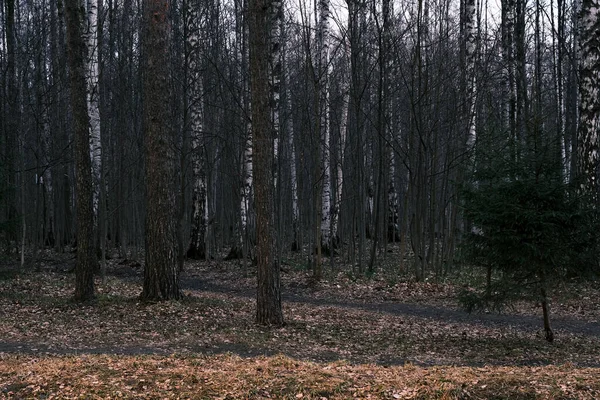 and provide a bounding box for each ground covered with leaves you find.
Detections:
[1,252,599,398]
